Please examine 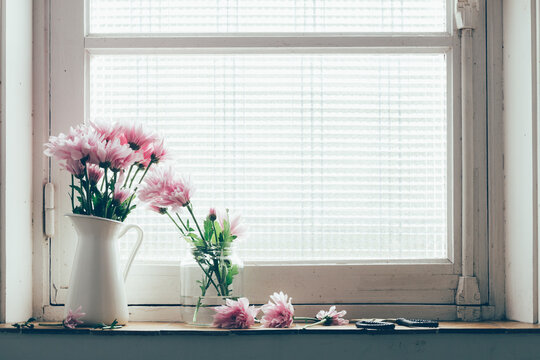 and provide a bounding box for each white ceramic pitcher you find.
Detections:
[64,214,143,325]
